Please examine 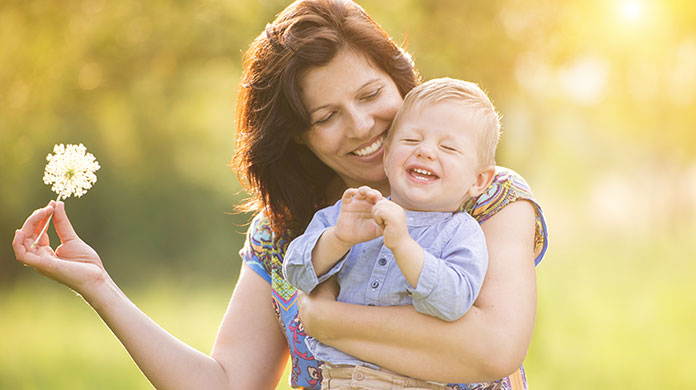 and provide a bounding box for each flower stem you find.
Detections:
[30,192,63,248]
